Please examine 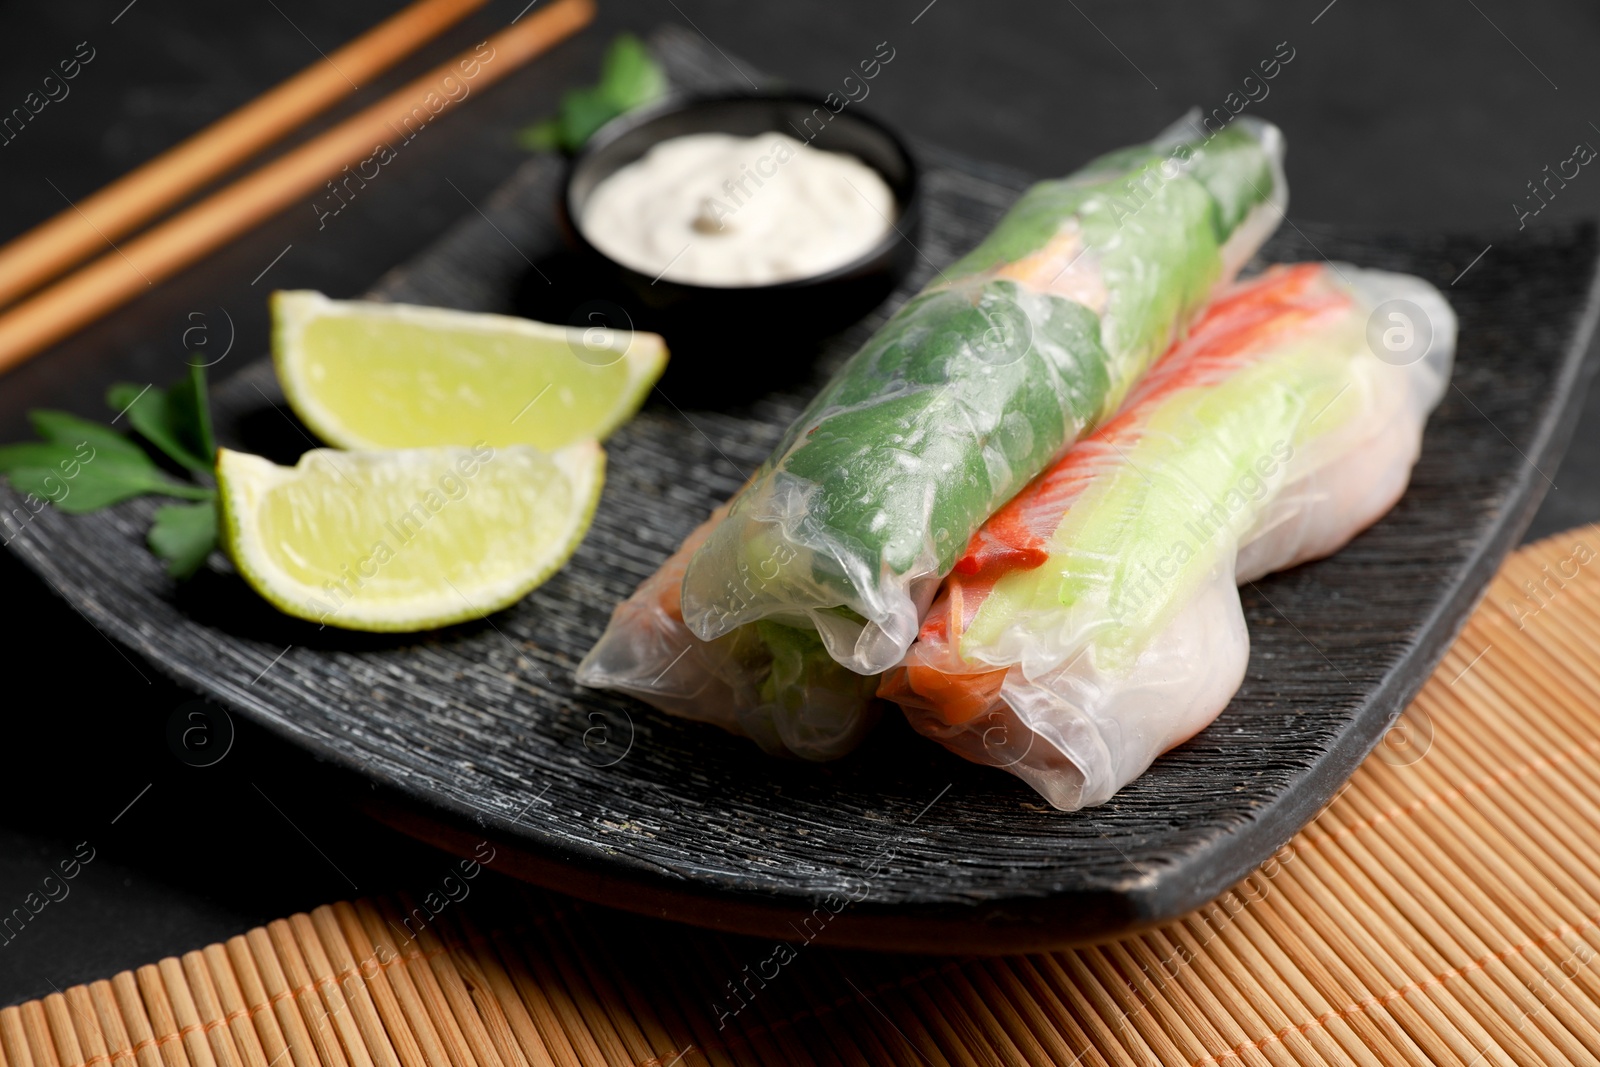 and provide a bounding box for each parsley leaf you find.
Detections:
[30,410,149,463]
[169,364,216,465]
[517,34,667,153]
[148,500,219,579]
[0,366,219,575]
[108,364,216,474]
[0,439,205,513]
